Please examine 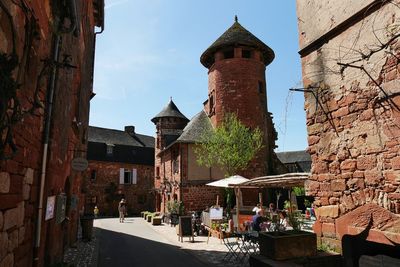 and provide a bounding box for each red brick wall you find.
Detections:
[0,0,99,266]
[182,185,223,211]
[85,161,154,215]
